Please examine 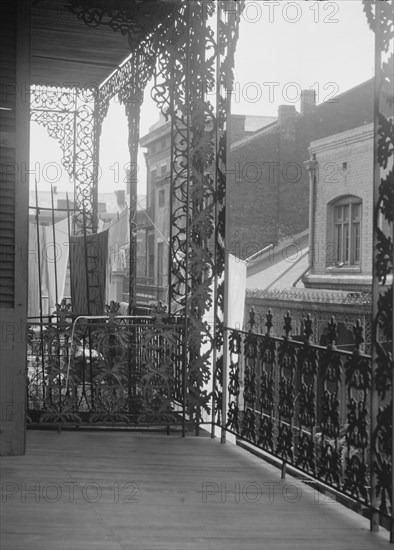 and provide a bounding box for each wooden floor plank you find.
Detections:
[0,430,390,550]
